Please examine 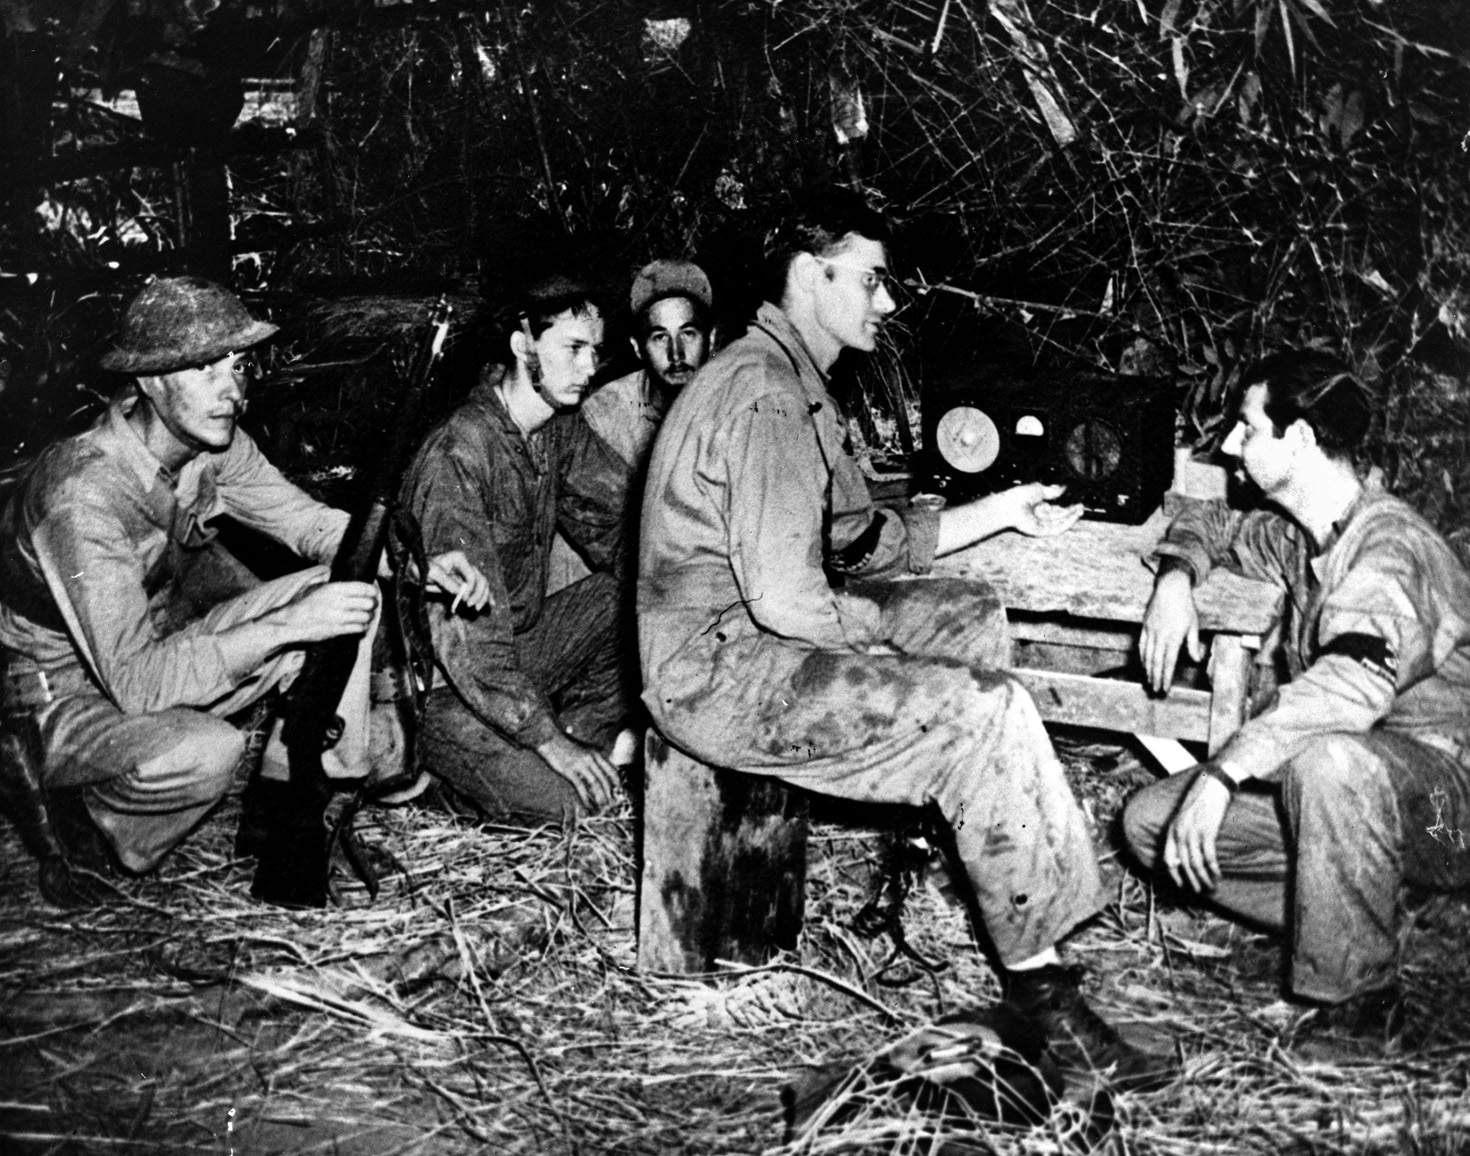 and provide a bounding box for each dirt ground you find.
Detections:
[3,729,1470,1155]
